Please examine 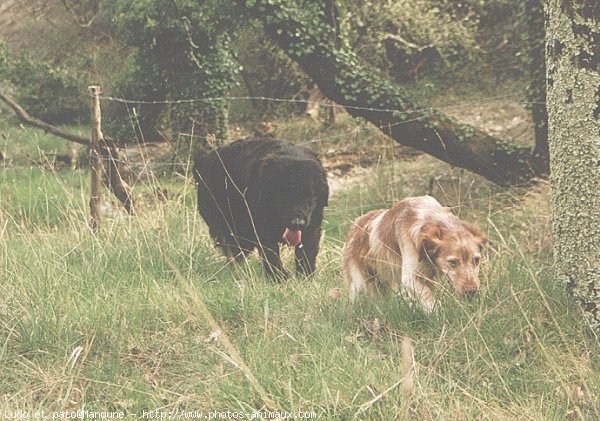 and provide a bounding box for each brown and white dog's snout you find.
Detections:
[457,279,480,297]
